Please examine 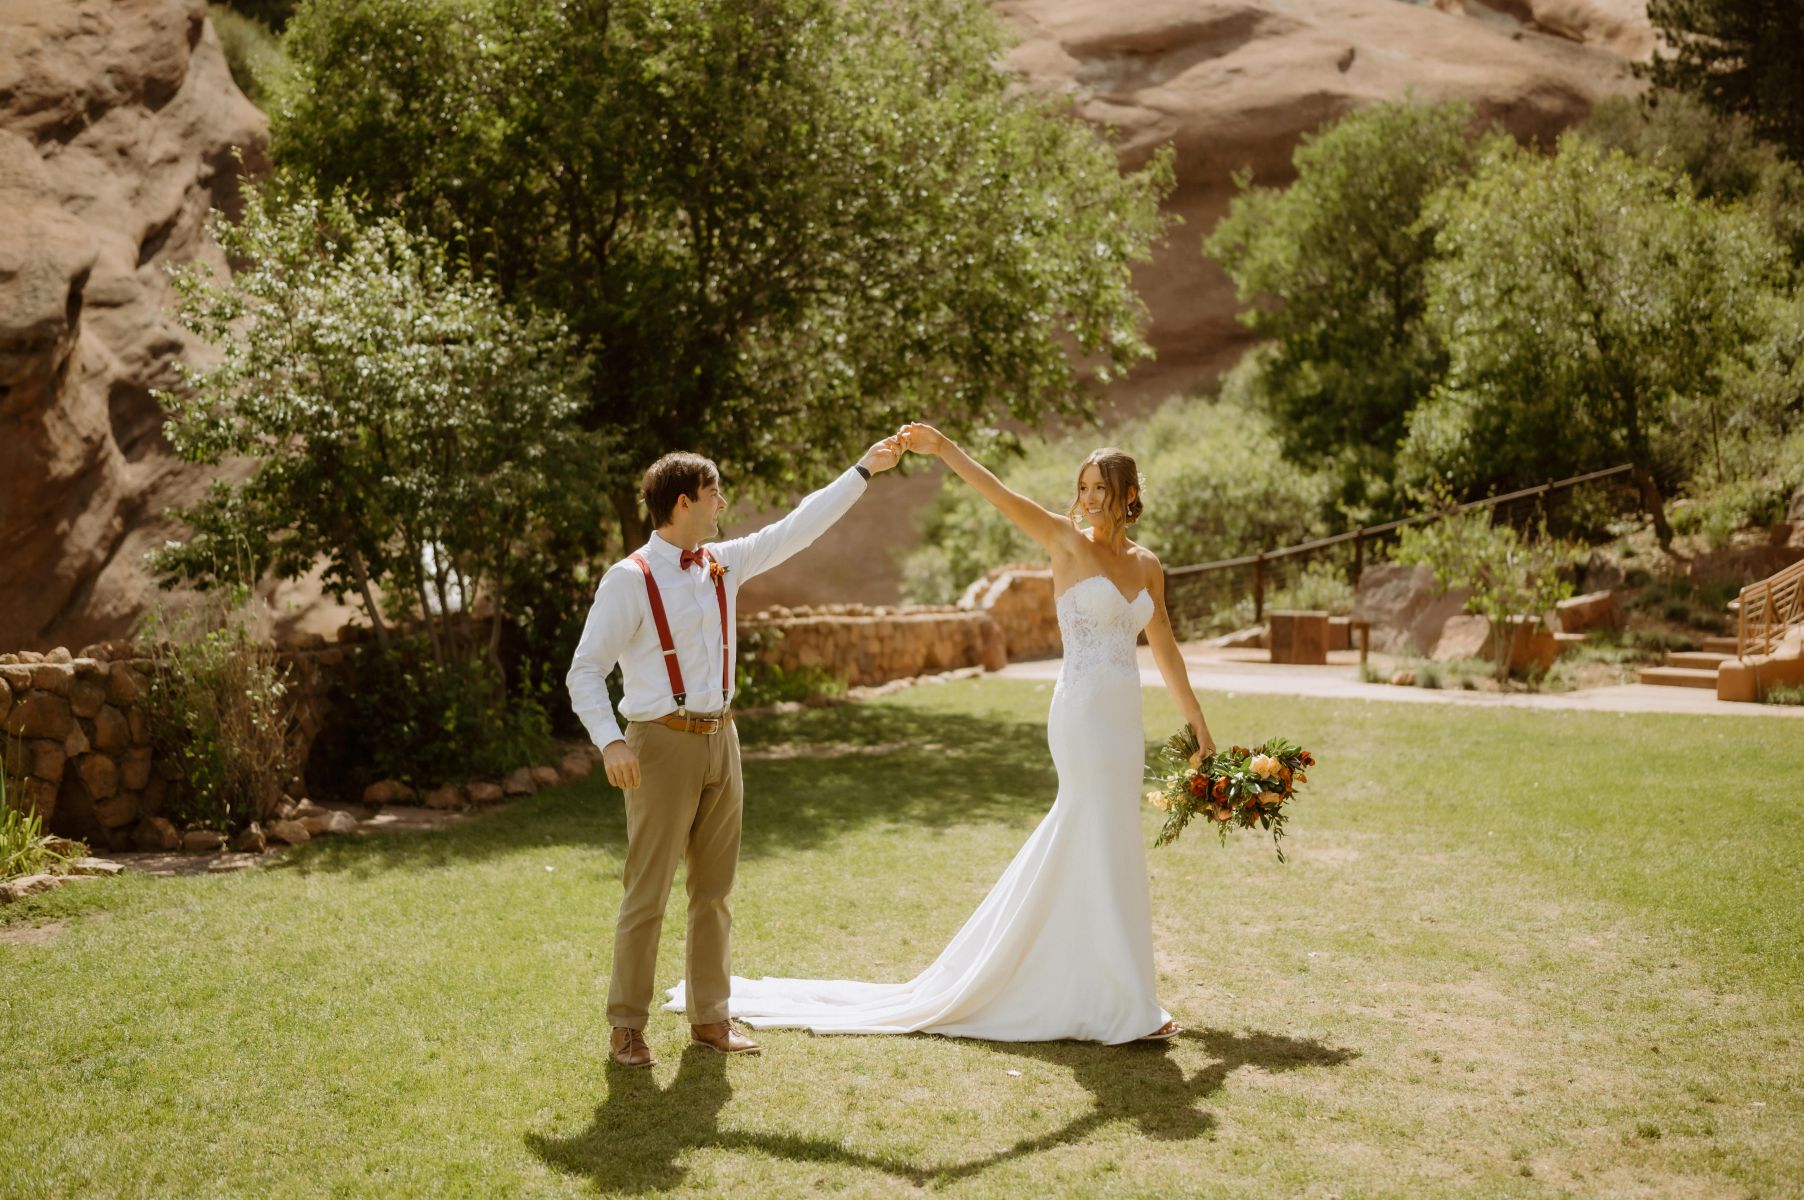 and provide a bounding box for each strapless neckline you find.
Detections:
[1056,573,1150,611]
